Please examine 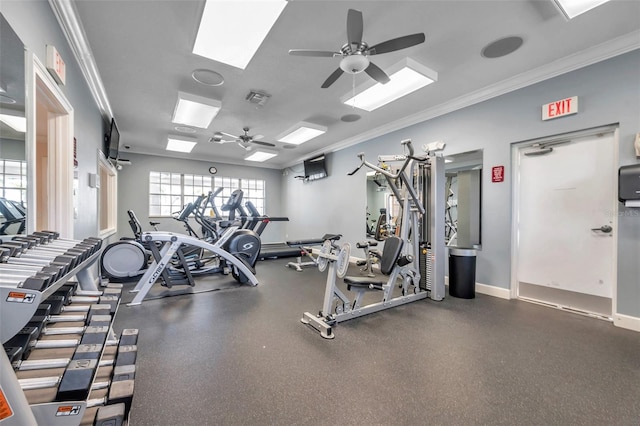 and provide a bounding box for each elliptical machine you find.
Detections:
[99,190,262,291]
